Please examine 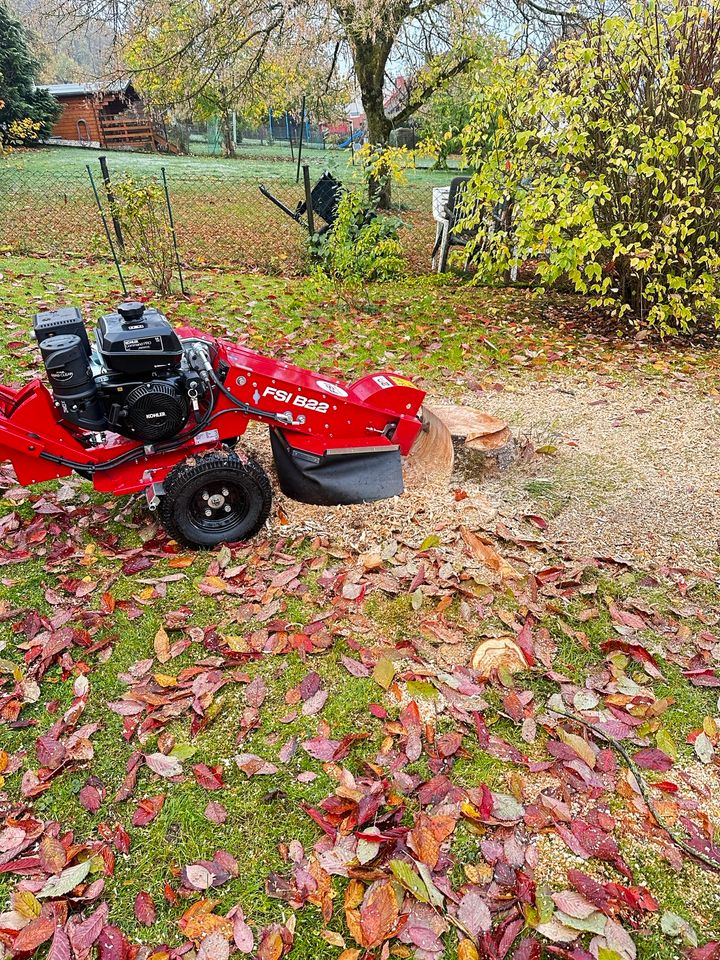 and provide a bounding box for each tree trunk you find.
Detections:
[352,36,393,208]
[219,106,235,158]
